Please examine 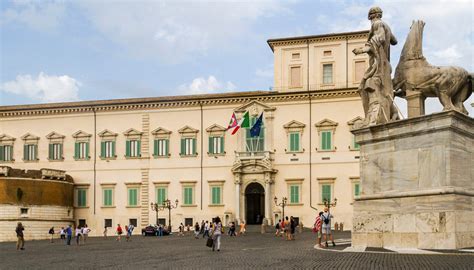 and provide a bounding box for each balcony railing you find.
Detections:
[235,151,273,160]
